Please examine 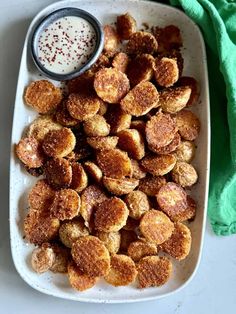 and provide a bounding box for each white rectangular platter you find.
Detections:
[10,0,210,303]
